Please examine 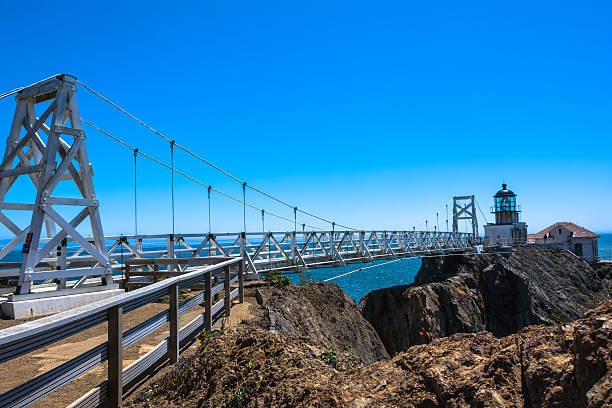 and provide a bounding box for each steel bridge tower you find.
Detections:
[0,74,111,296]
[452,195,479,242]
